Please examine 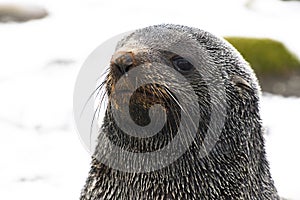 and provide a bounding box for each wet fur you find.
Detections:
[80,24,279,200]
